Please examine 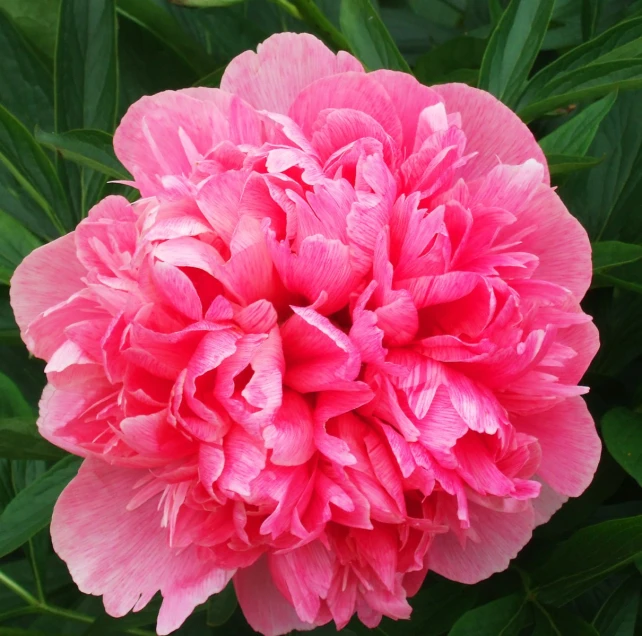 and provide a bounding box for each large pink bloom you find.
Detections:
[11,33,600,635]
